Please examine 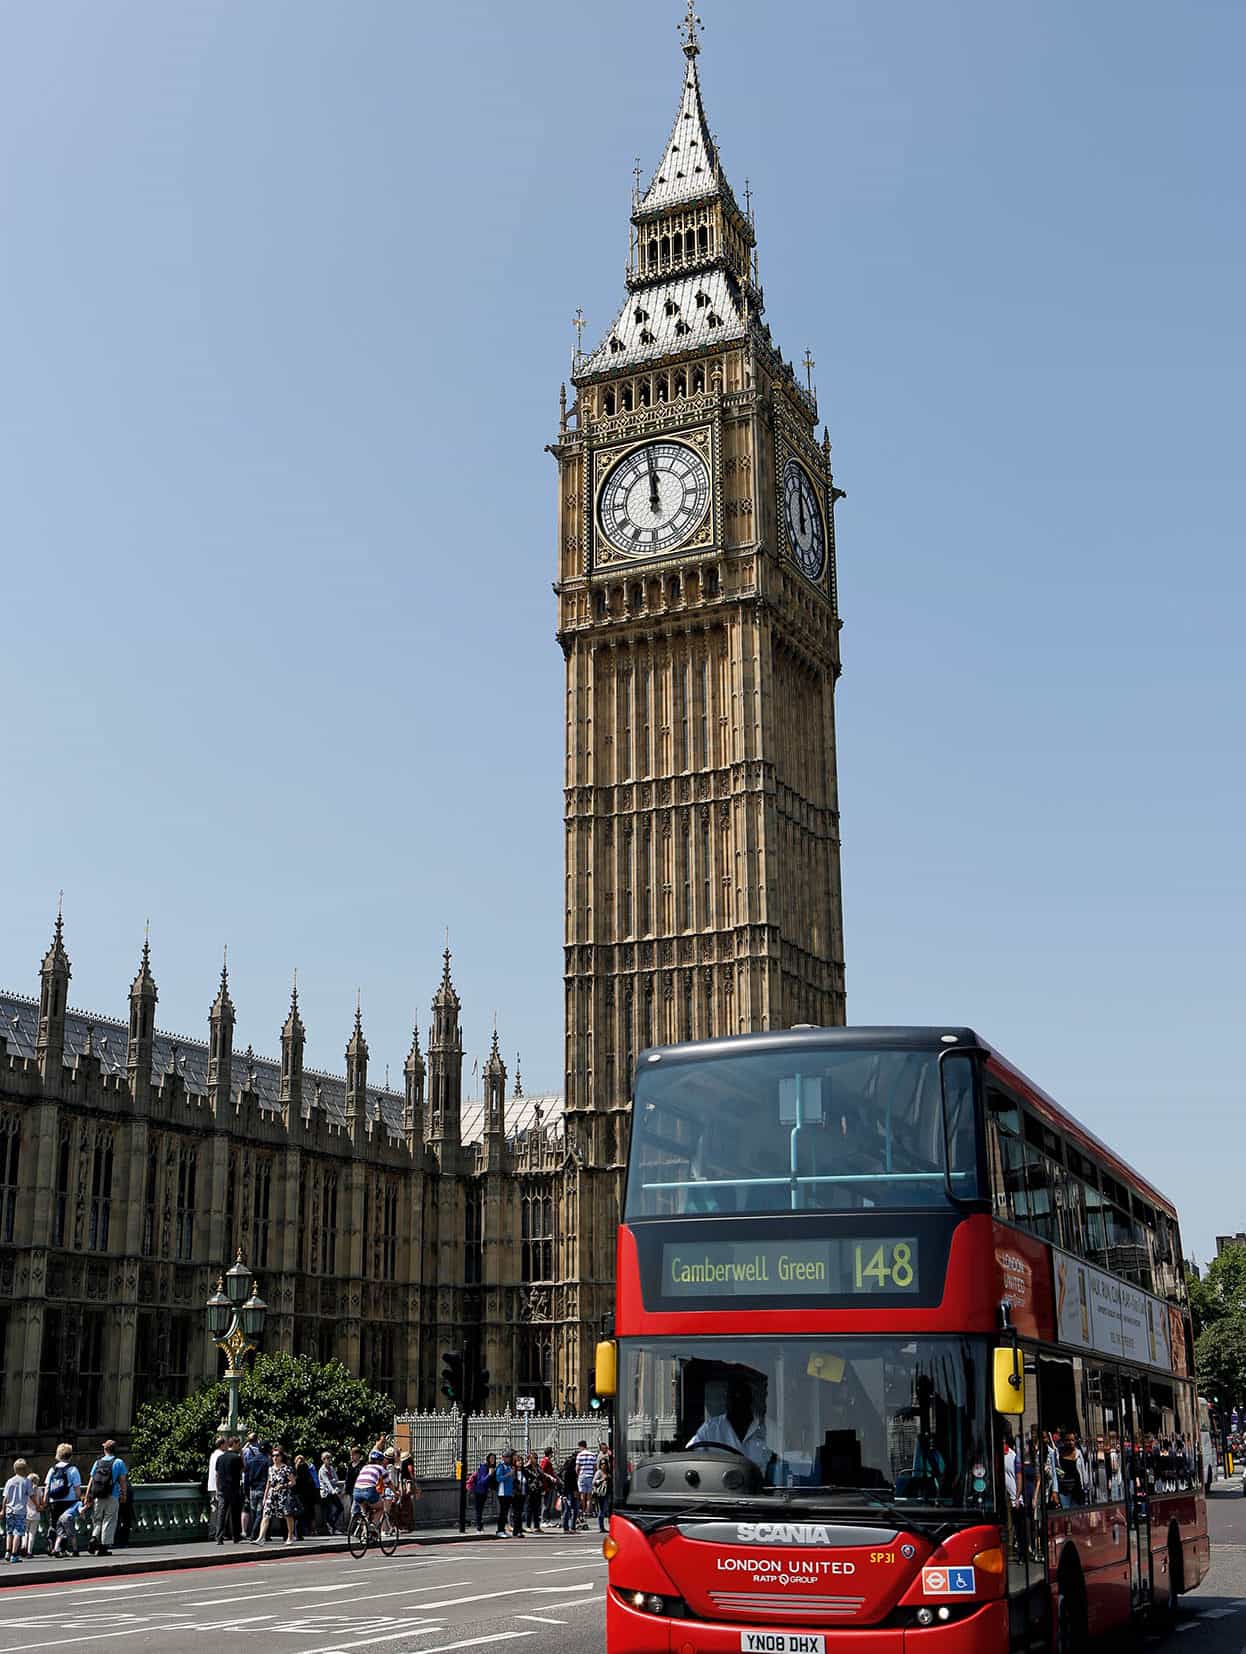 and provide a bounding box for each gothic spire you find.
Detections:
[212,945,234,1019]
[636,7,729,218]
[131,922,157,996]
[433,946,459,1009]
[346,991,368,1060]
[283,969,304,1040]
[41,897,70,976]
